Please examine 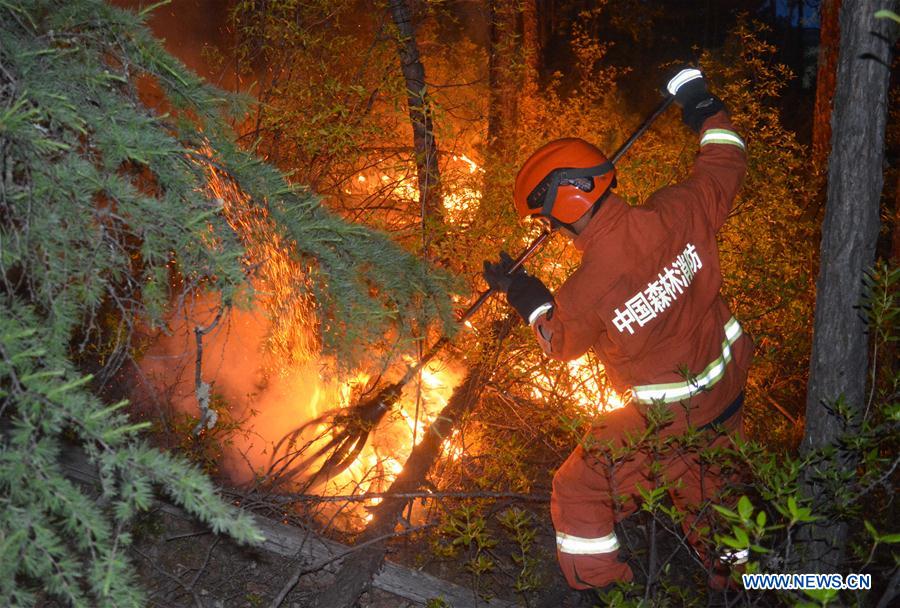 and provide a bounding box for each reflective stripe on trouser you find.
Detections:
[700,129,746,150]
[631,317,742,404]
[556,531,619,555]
[551,396,743,589]
[552,440,635,589]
